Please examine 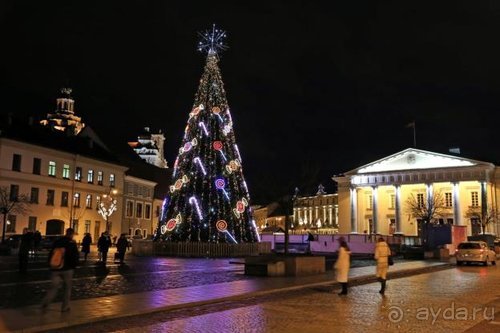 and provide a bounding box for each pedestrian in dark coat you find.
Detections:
[33,230,42,254]
[116,234,128,264]
[97,232,111,265]
[19,228,34,273]
[81,233,92,261]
